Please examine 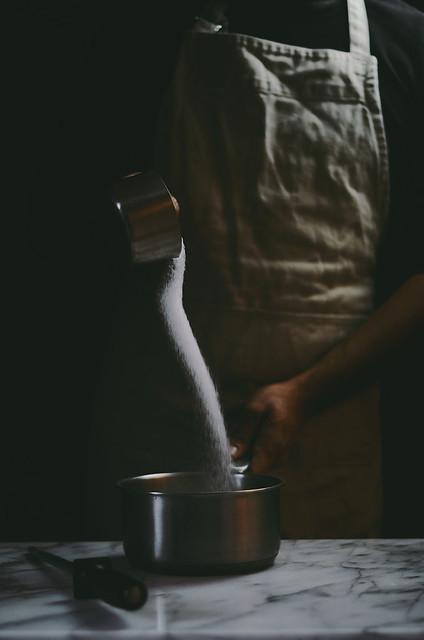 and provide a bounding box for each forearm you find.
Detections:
[230,274,424,471]
[294,274,424,417]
